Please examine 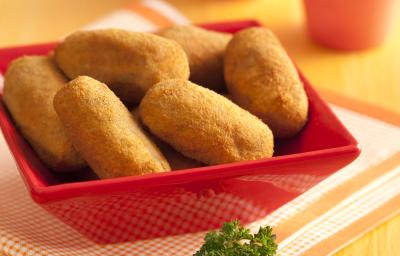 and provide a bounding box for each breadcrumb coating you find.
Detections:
[159,25,231,92]
[224,27,308,138]
[3,56,86,171]
[53,76,170,179]
[132,108,203,171]
[139,79,274,165]
[55,29,190,106]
